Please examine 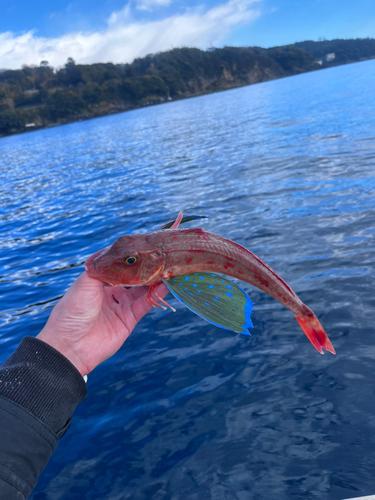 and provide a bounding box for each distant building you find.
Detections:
[326,53,336,62]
